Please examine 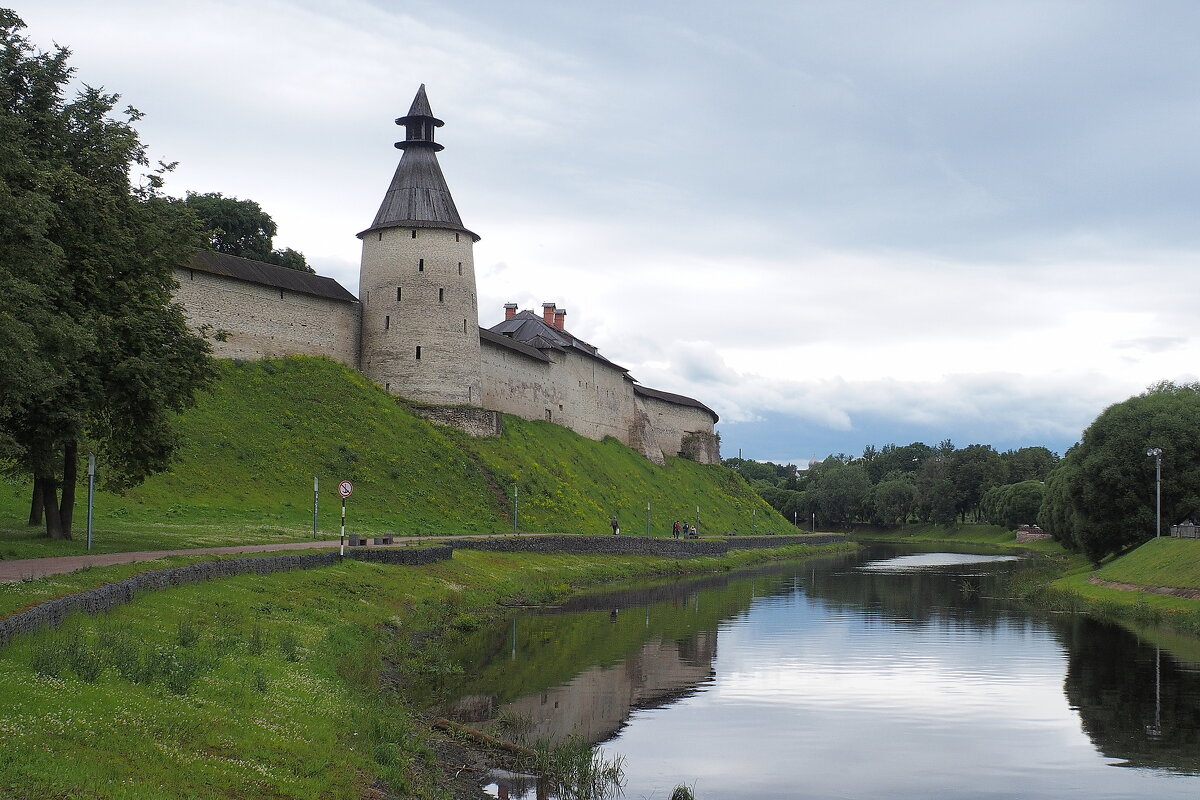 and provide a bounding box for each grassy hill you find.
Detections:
[0,356,784,555]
